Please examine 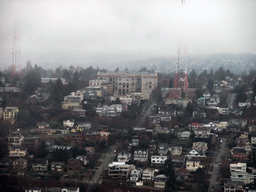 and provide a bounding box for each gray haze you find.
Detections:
[0,0,255,69]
